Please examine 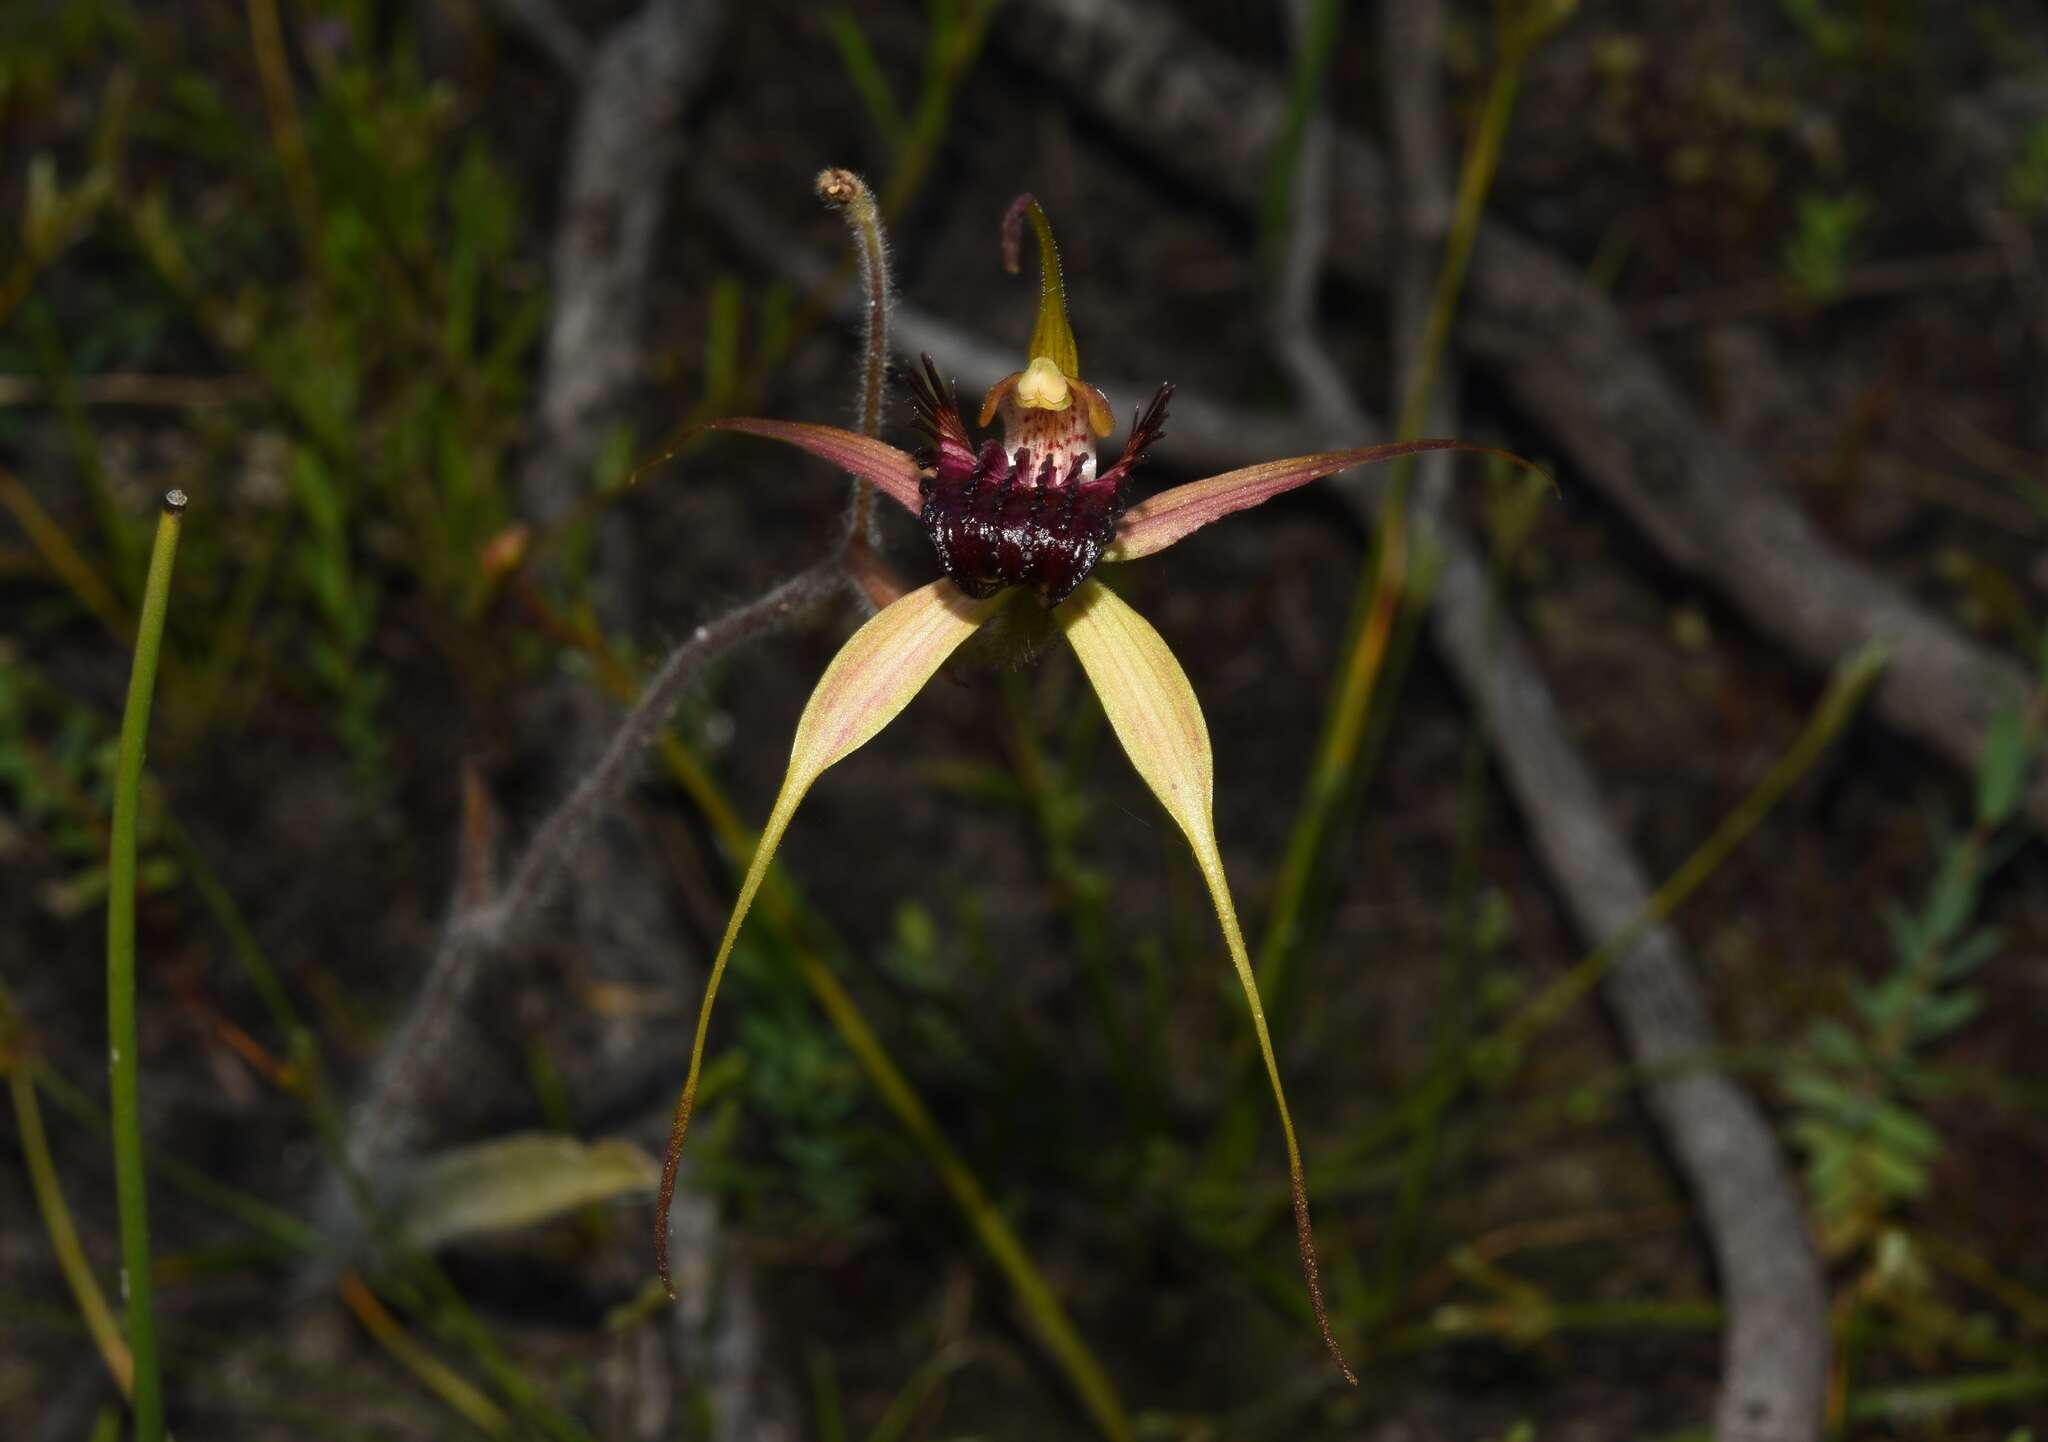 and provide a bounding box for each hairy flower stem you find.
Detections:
[815,166,902,609]
[108,489,184,1442]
